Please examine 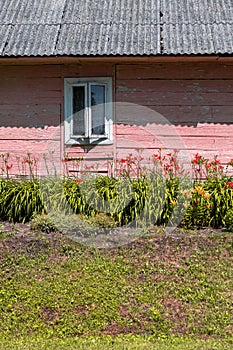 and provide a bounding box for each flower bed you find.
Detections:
[0,150,233,230]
